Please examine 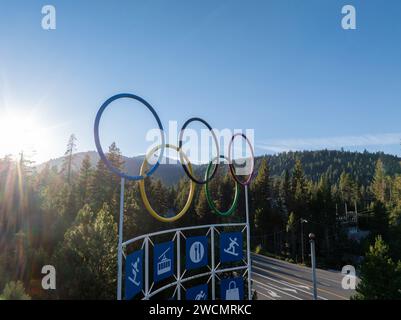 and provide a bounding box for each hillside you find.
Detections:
[265,150,401,185]
[35,151,185,186]
[36,149,401,187]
